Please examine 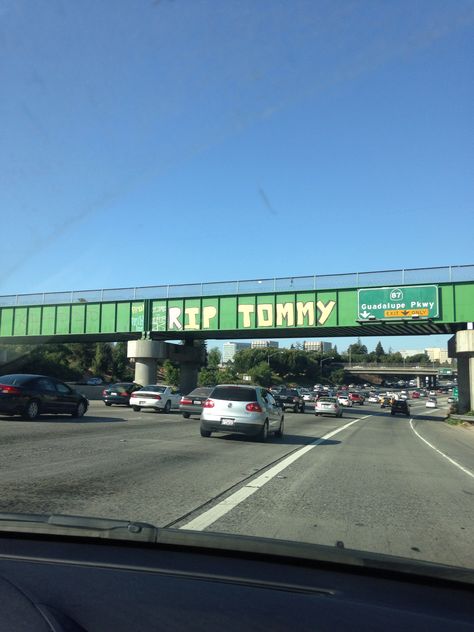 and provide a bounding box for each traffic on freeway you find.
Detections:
[0,382,471,570]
